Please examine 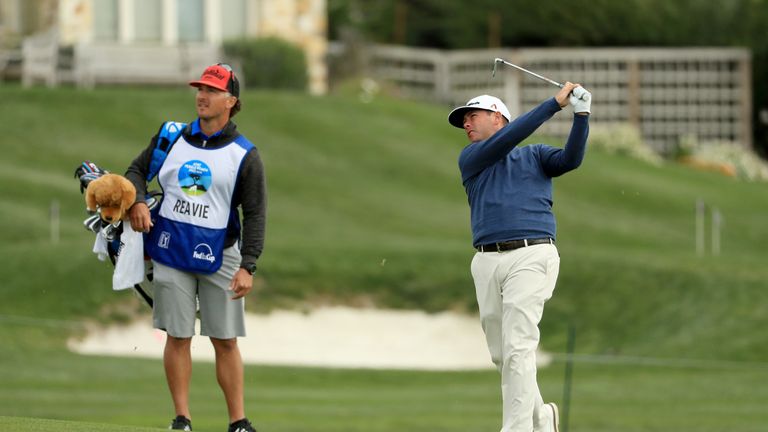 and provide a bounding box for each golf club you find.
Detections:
[492,57,563,87]
[492,57,589,101]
